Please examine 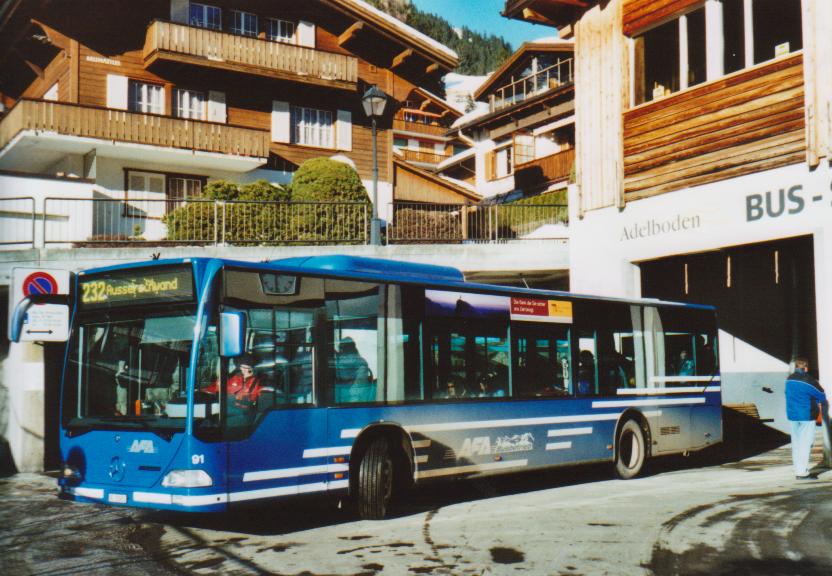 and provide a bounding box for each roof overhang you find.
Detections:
[323,0,458,73]
[502,0,595,31]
